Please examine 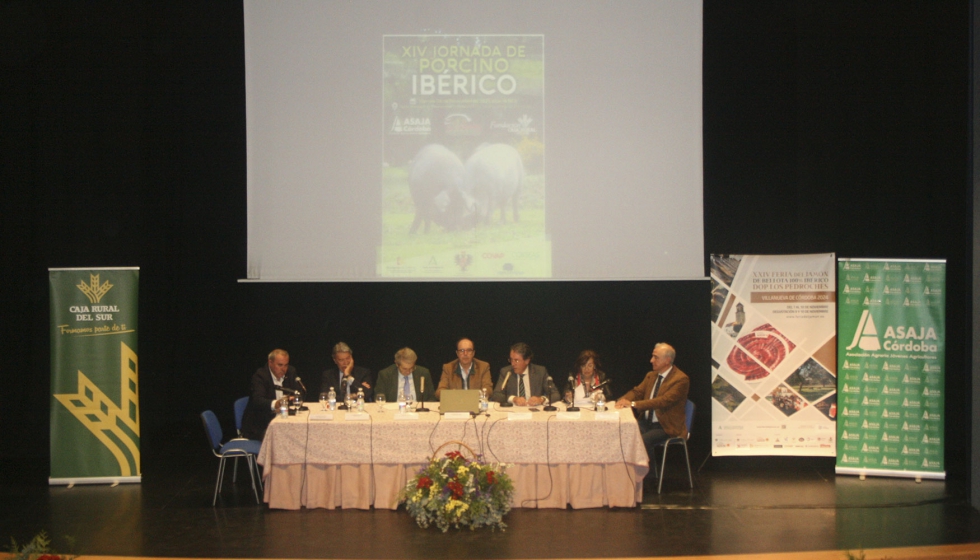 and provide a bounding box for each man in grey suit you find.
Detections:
[491,343,560,405]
